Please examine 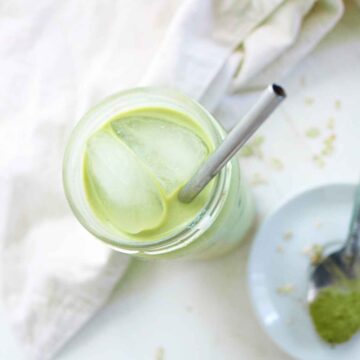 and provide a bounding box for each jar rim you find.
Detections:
[63,87,232,255]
